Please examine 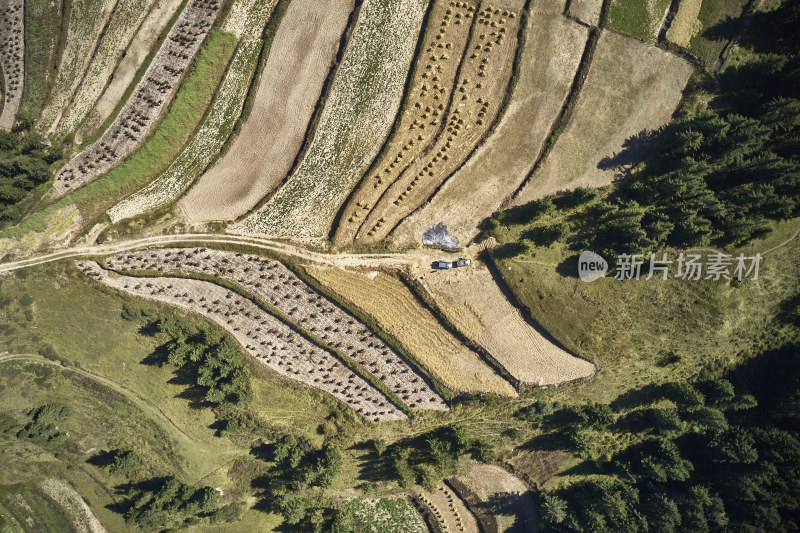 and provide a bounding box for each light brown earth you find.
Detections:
[180,0,354,223]
[666,0,702,47]
[306,265,517,396]
[416,483,479,533]
[74,0,181,144]
[512,30,693,207]
[454,462,537,533]
[343,2,523,245]
[567,0,604,25]
[392,12,587,247]
[0,0,25,129]
[78,260,407,422]
[421,263,596,385]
